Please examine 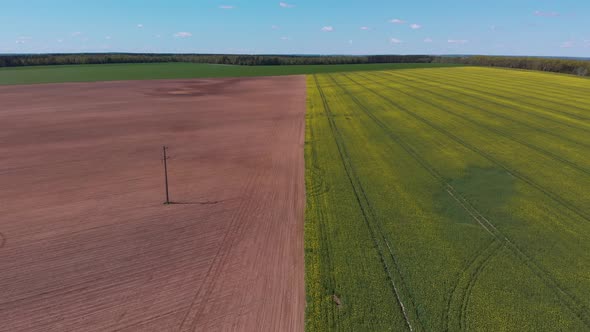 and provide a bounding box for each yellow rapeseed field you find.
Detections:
[304,67,590,331]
